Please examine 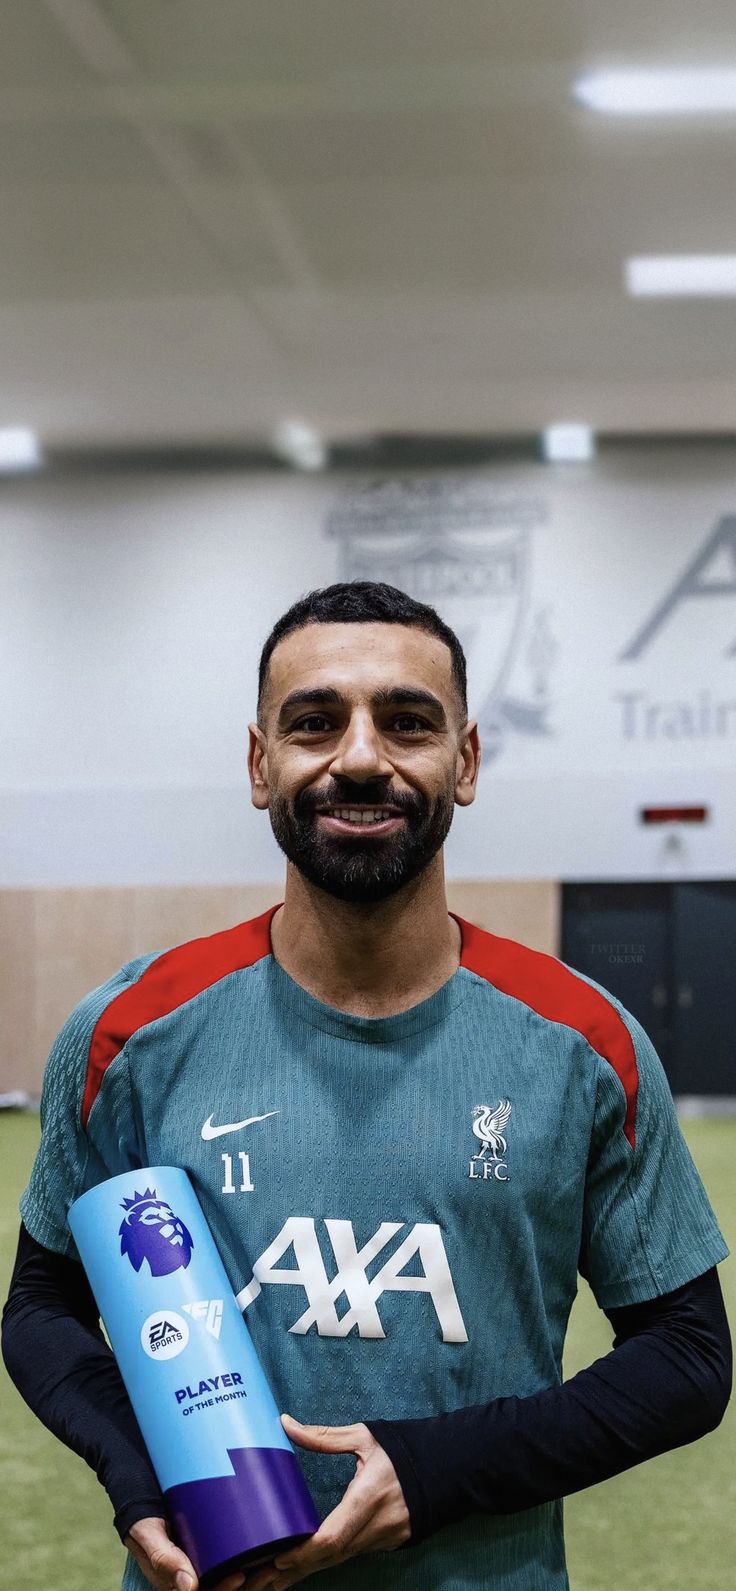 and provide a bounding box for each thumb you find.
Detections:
[280,1412,367,1455]
[126,1517,199,1591]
